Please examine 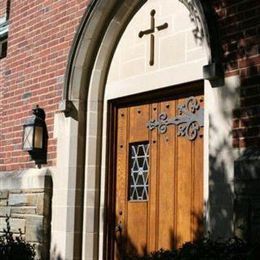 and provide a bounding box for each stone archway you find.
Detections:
[54,0,231,259]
